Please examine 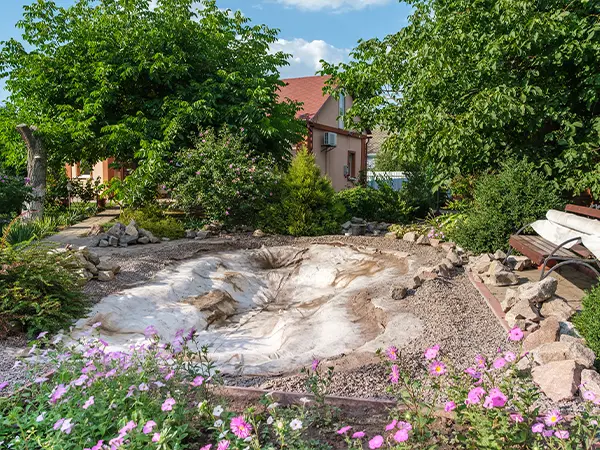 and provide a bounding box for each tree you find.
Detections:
[16,124,46,220]
[0,0,303,203]
[322,0,600,198]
